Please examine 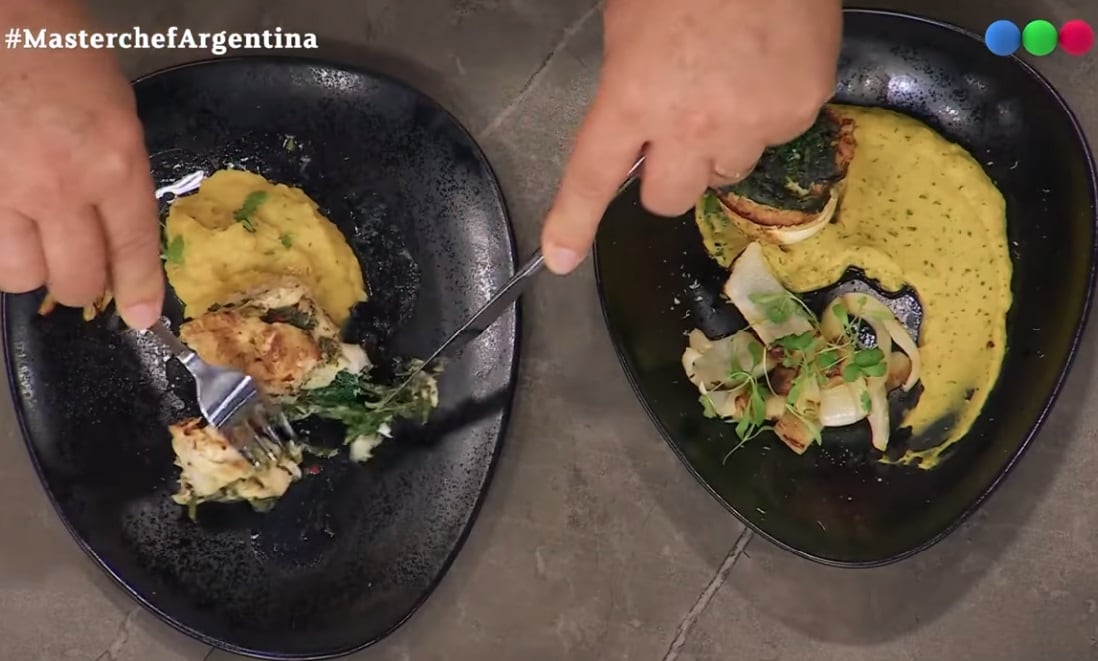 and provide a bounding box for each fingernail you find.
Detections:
[121,302,161,330]
[544,243,584,274]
